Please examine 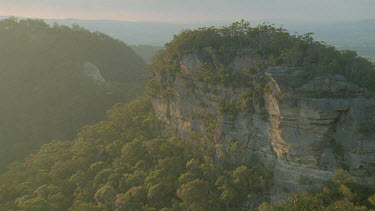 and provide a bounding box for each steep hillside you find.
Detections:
[0,21,374,210]
[0,98,274,210]
[0,18,146,172]
[150,21,375,200]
